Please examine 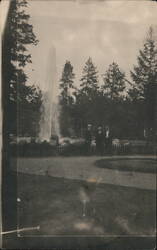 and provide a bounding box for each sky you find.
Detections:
[2,0,157,92]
